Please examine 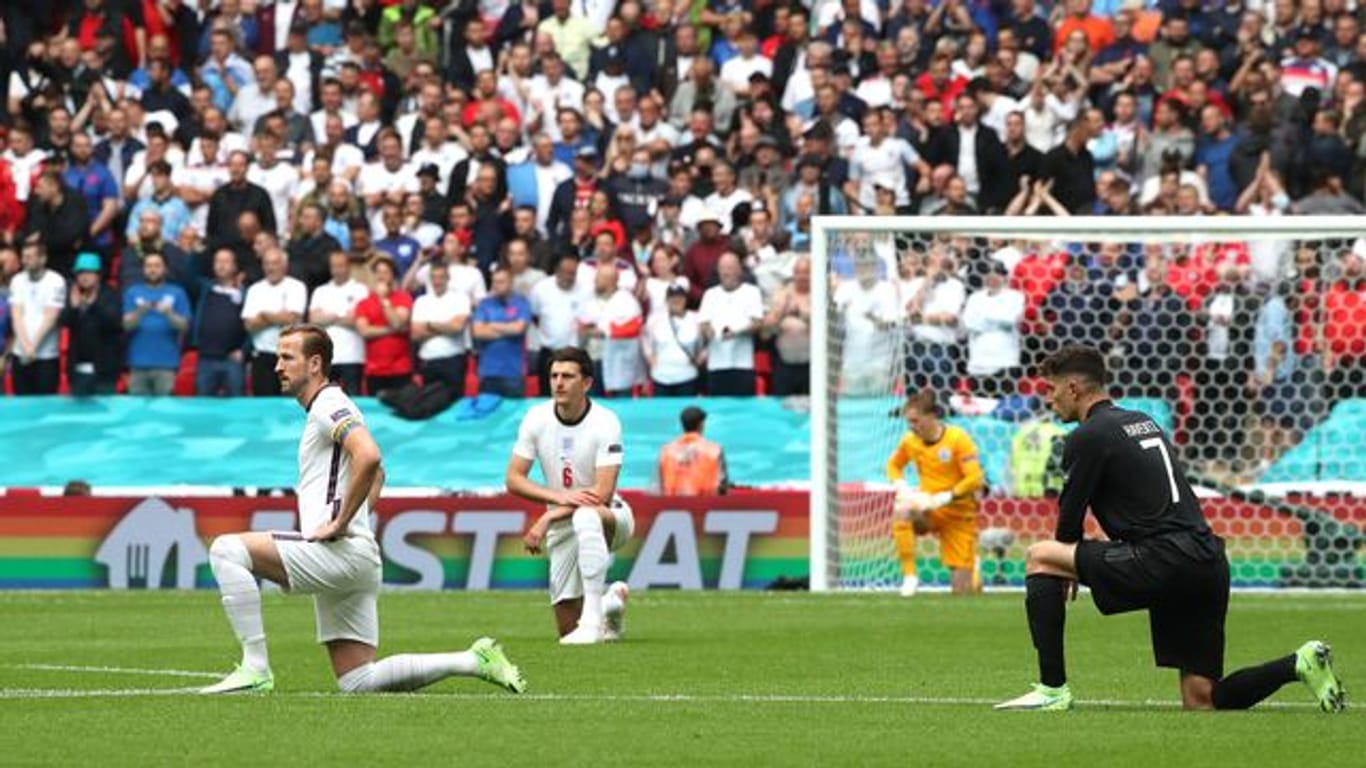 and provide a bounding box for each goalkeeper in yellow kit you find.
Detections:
[886,389,986,596]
